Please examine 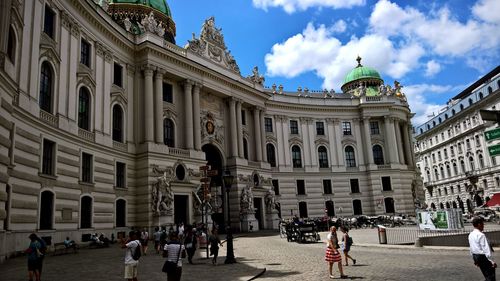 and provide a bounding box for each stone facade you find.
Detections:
[0,0,418,260]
